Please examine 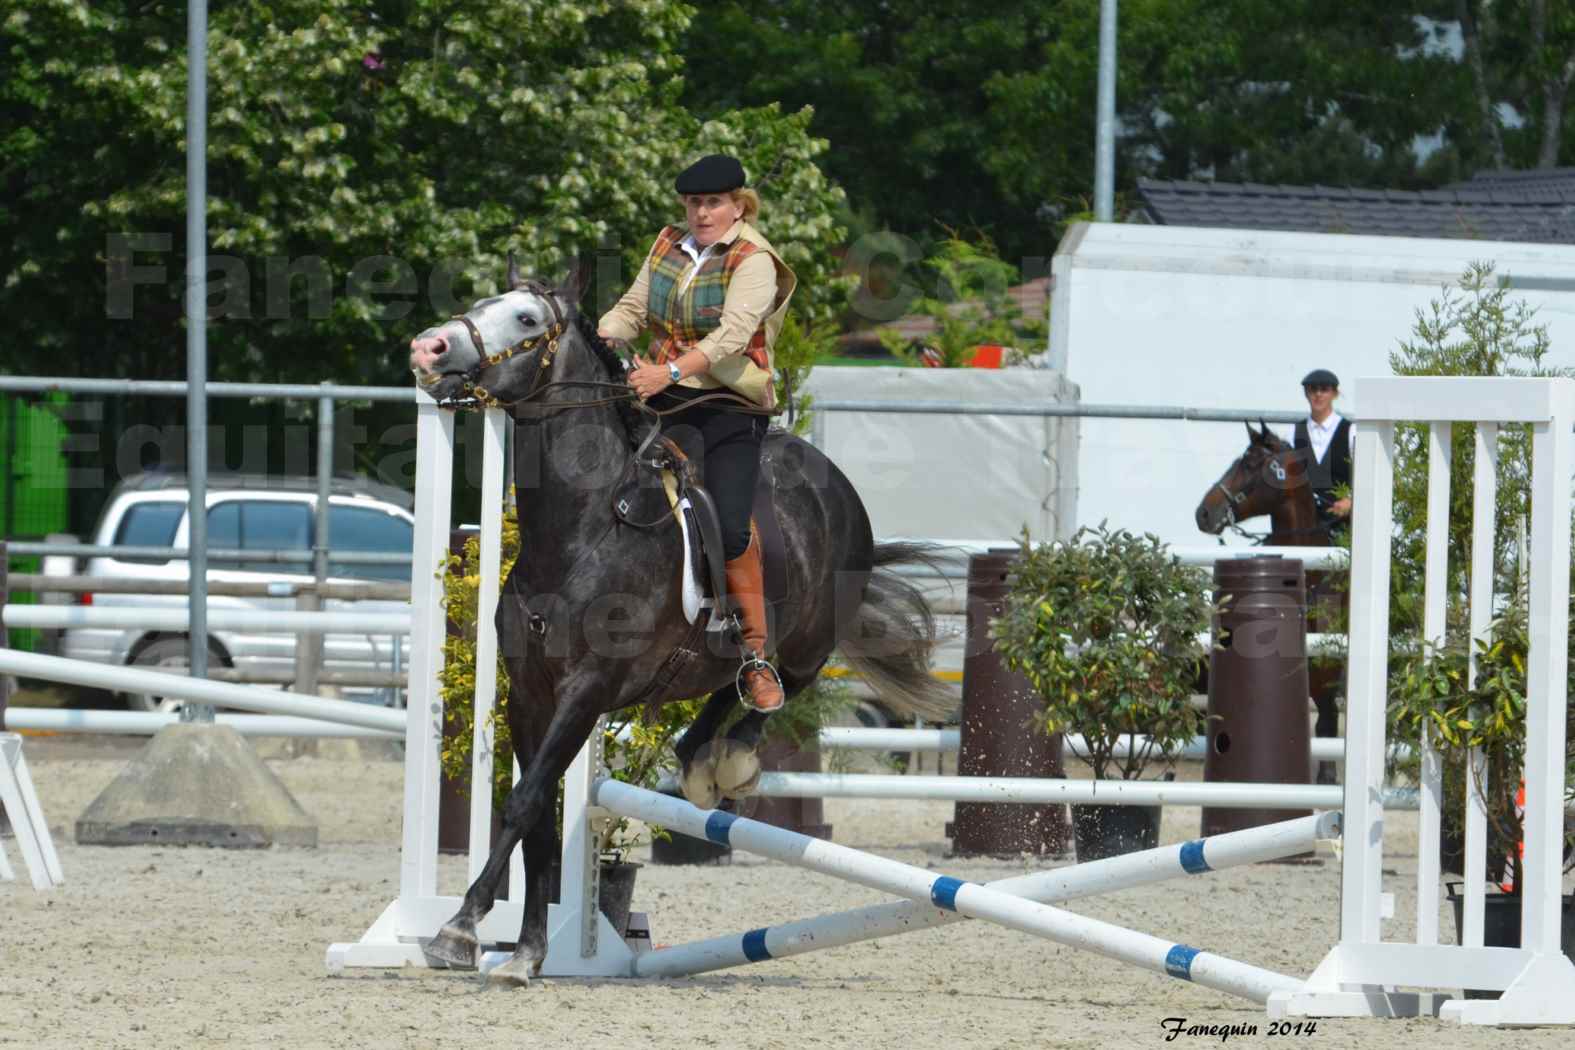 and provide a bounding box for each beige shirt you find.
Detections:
[598,220,780,389]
